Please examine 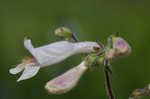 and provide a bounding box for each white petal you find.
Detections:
[24,39,99,67]
[17,64,40,82]
[24,38,34,53]
[9,64,25,75]
[25,40,74,66]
